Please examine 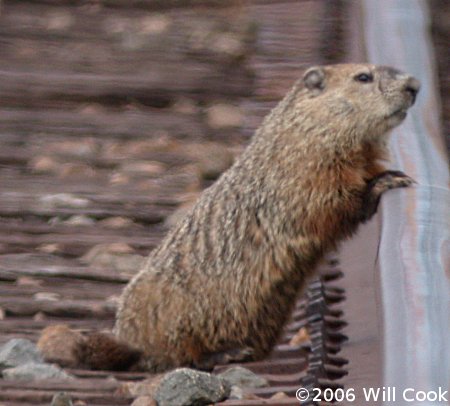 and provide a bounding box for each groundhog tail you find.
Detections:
[74,332,142,371]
